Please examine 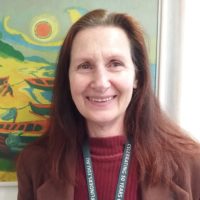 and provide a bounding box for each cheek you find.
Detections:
[70,82,81,101]
[69,75,88,98]
[116,73,135,92]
